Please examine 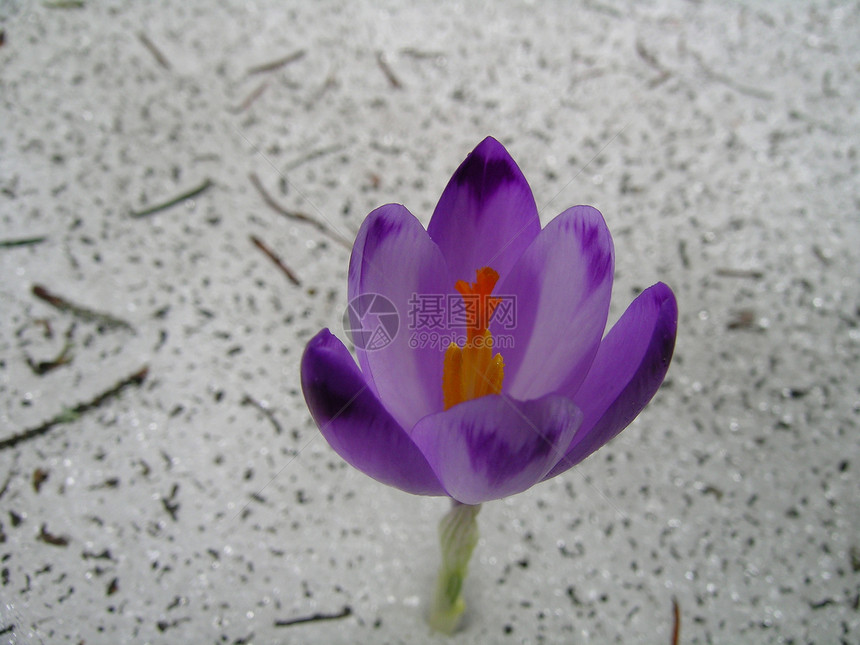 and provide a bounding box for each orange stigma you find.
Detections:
[454,266,502,344]
[443,267,505,410]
